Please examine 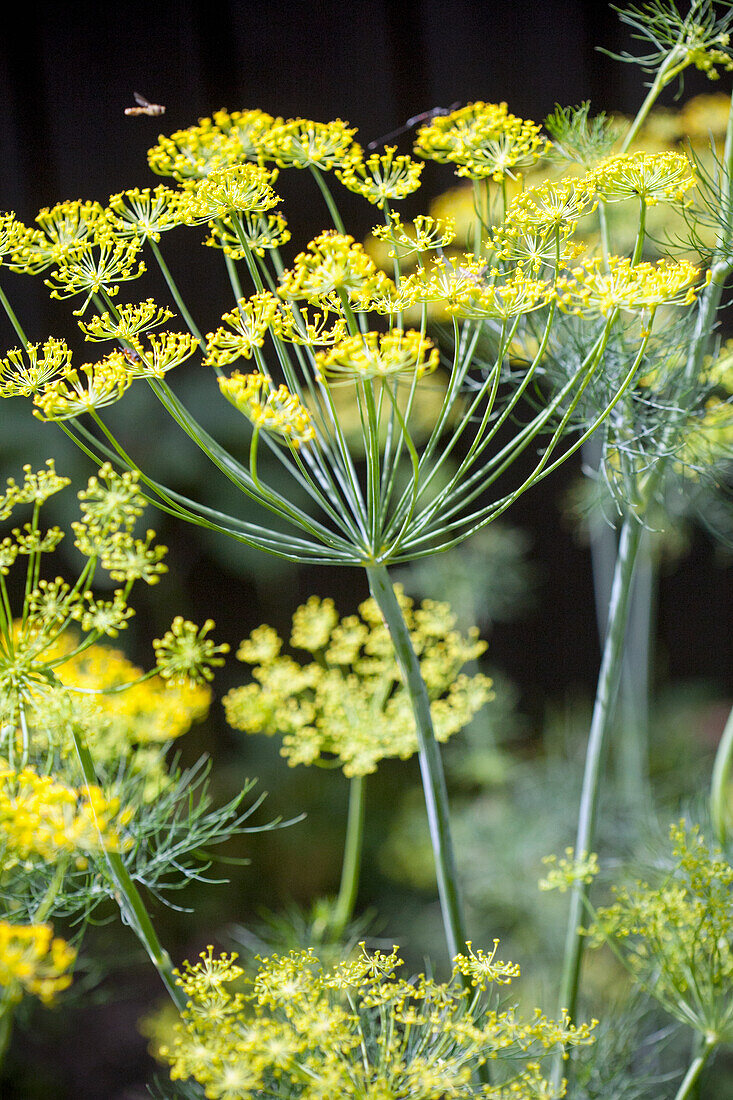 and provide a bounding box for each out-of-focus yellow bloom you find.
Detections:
[0,922,75,1005]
